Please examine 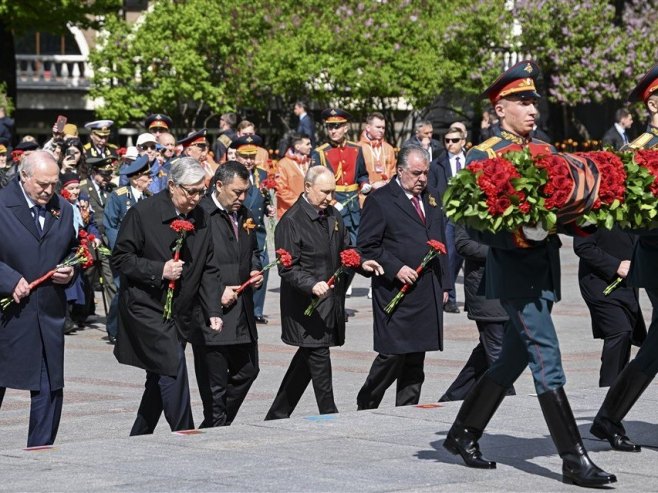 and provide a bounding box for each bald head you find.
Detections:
[20,151,60,206]
[304,166,336,209]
